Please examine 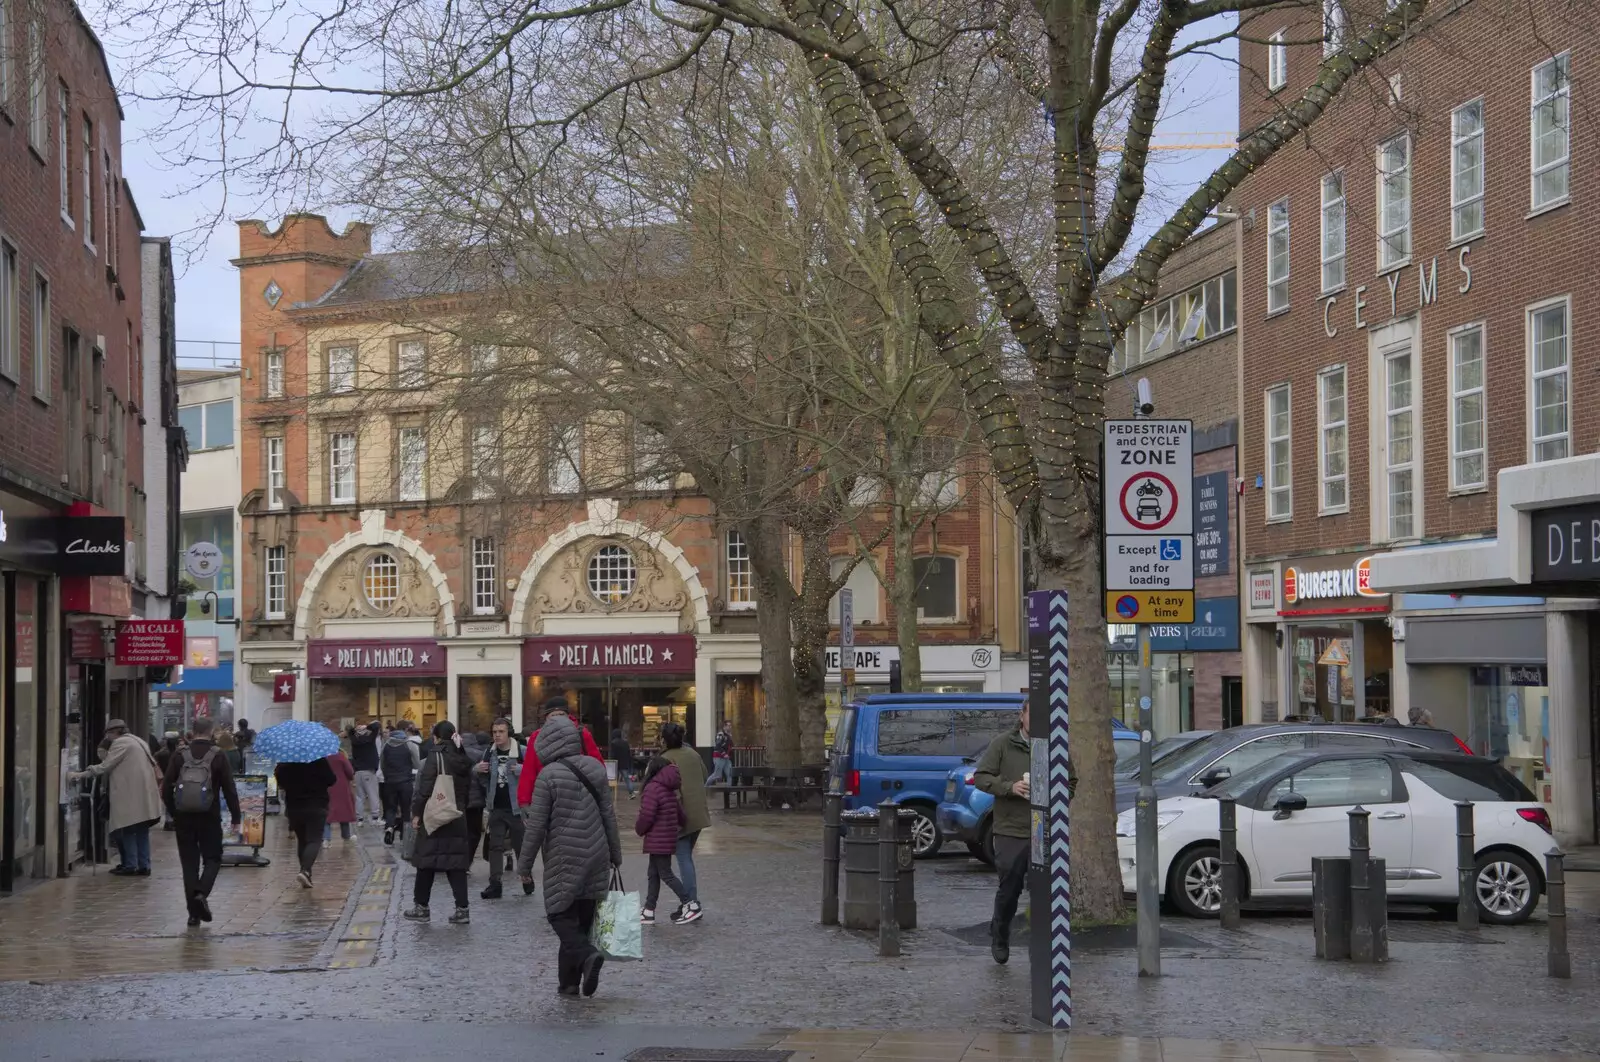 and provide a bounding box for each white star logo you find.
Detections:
[278,681,290,695]
[661,648,673,662]
[540,650,551,663]
[323,653,333,665]
[419,651,430,664]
